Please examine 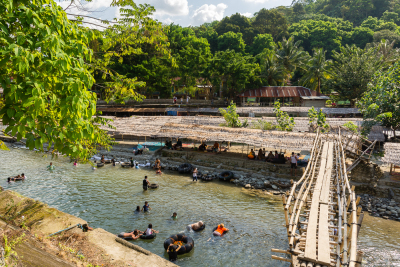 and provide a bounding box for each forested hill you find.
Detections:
[103,0,400,102]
